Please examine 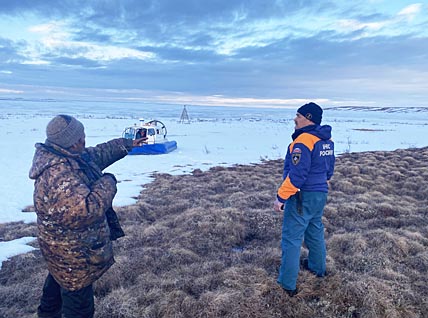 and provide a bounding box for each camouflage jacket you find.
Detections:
[29,138,133,291]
